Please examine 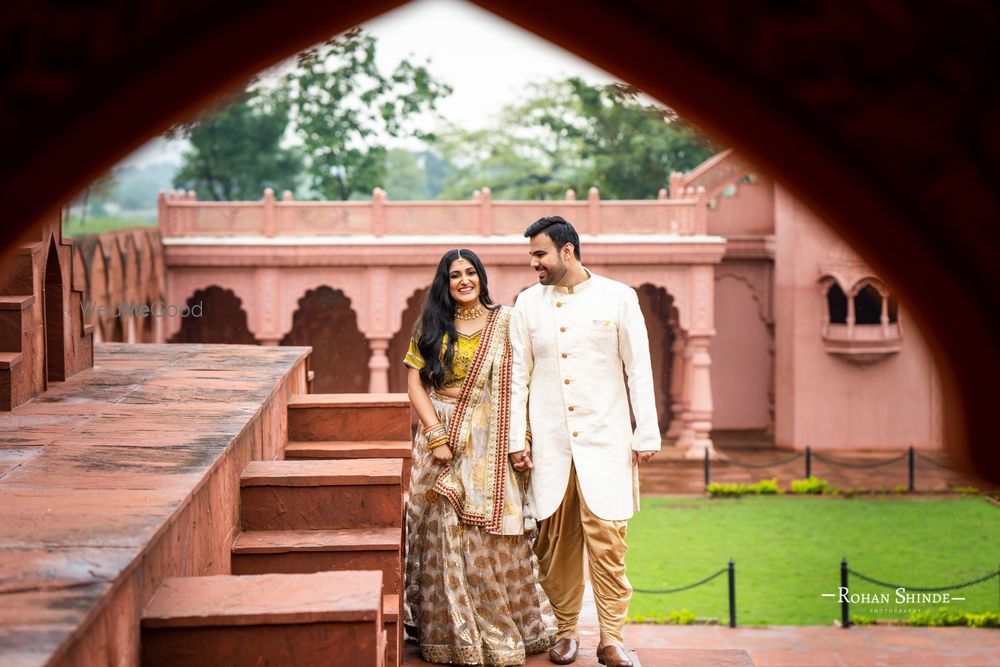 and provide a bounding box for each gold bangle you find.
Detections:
[427,433,449,448]
[422,422,444,435]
